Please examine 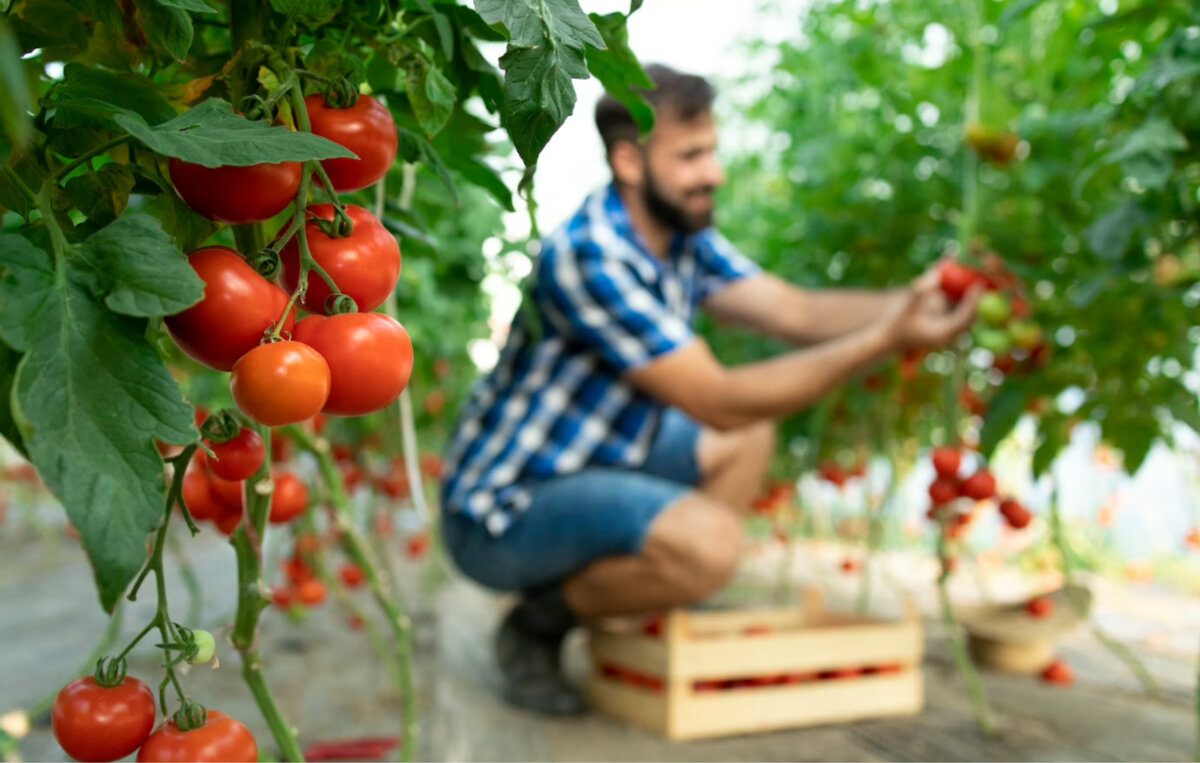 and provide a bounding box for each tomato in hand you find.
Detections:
[231,341,331,426]
[206,428,265,482]
[136,710,257,762]
[53,676,156,762]
[169,159,301,224]
[279,204,400,315]
[268,471,309,524]
[293,312,413,416]
[938,261,985,303]
[305,94,398,192]
[165,247,296,372]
